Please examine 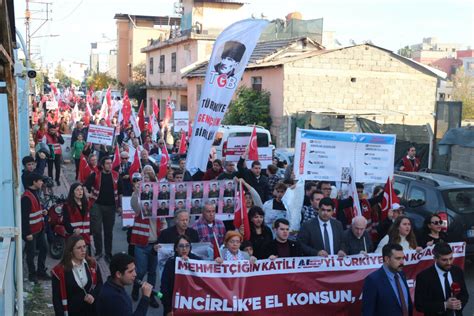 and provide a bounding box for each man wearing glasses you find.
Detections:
[115,151,132,196]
